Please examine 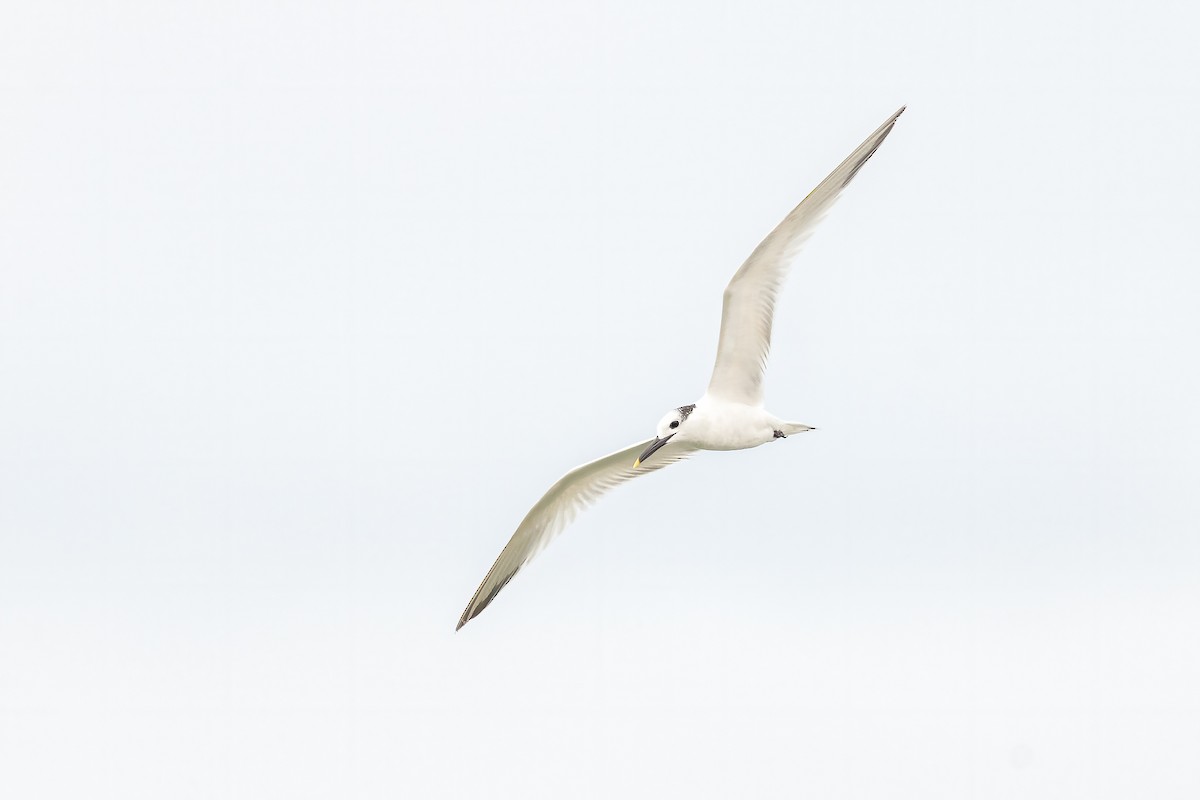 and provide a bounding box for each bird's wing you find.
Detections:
[457,438,694,630]
[706,106,905,405]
